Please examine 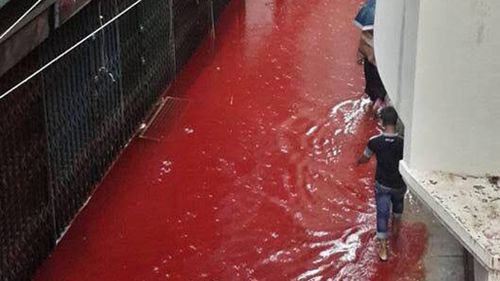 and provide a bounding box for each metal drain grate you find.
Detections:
[140,96,189,141]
